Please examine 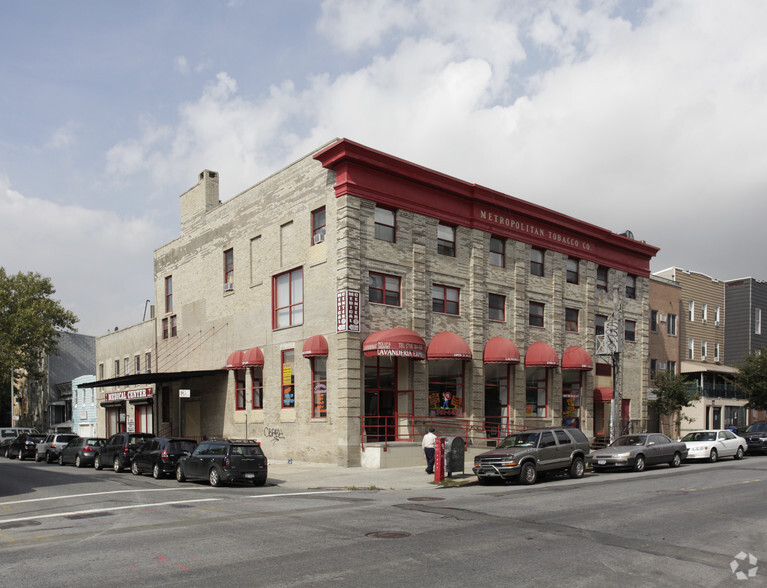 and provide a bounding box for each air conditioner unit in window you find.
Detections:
[313,232,326,245]
[224,282,234,292]
[715,320,720,327]
[659,314,667,323]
